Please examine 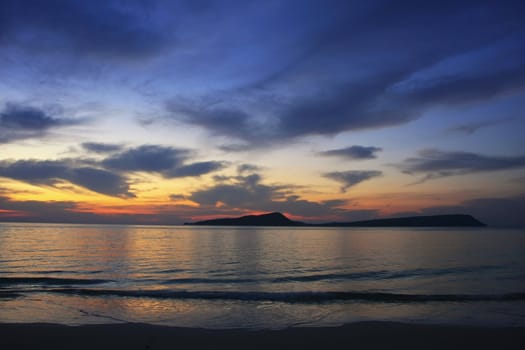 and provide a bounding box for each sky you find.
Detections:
[0,0,524,226]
